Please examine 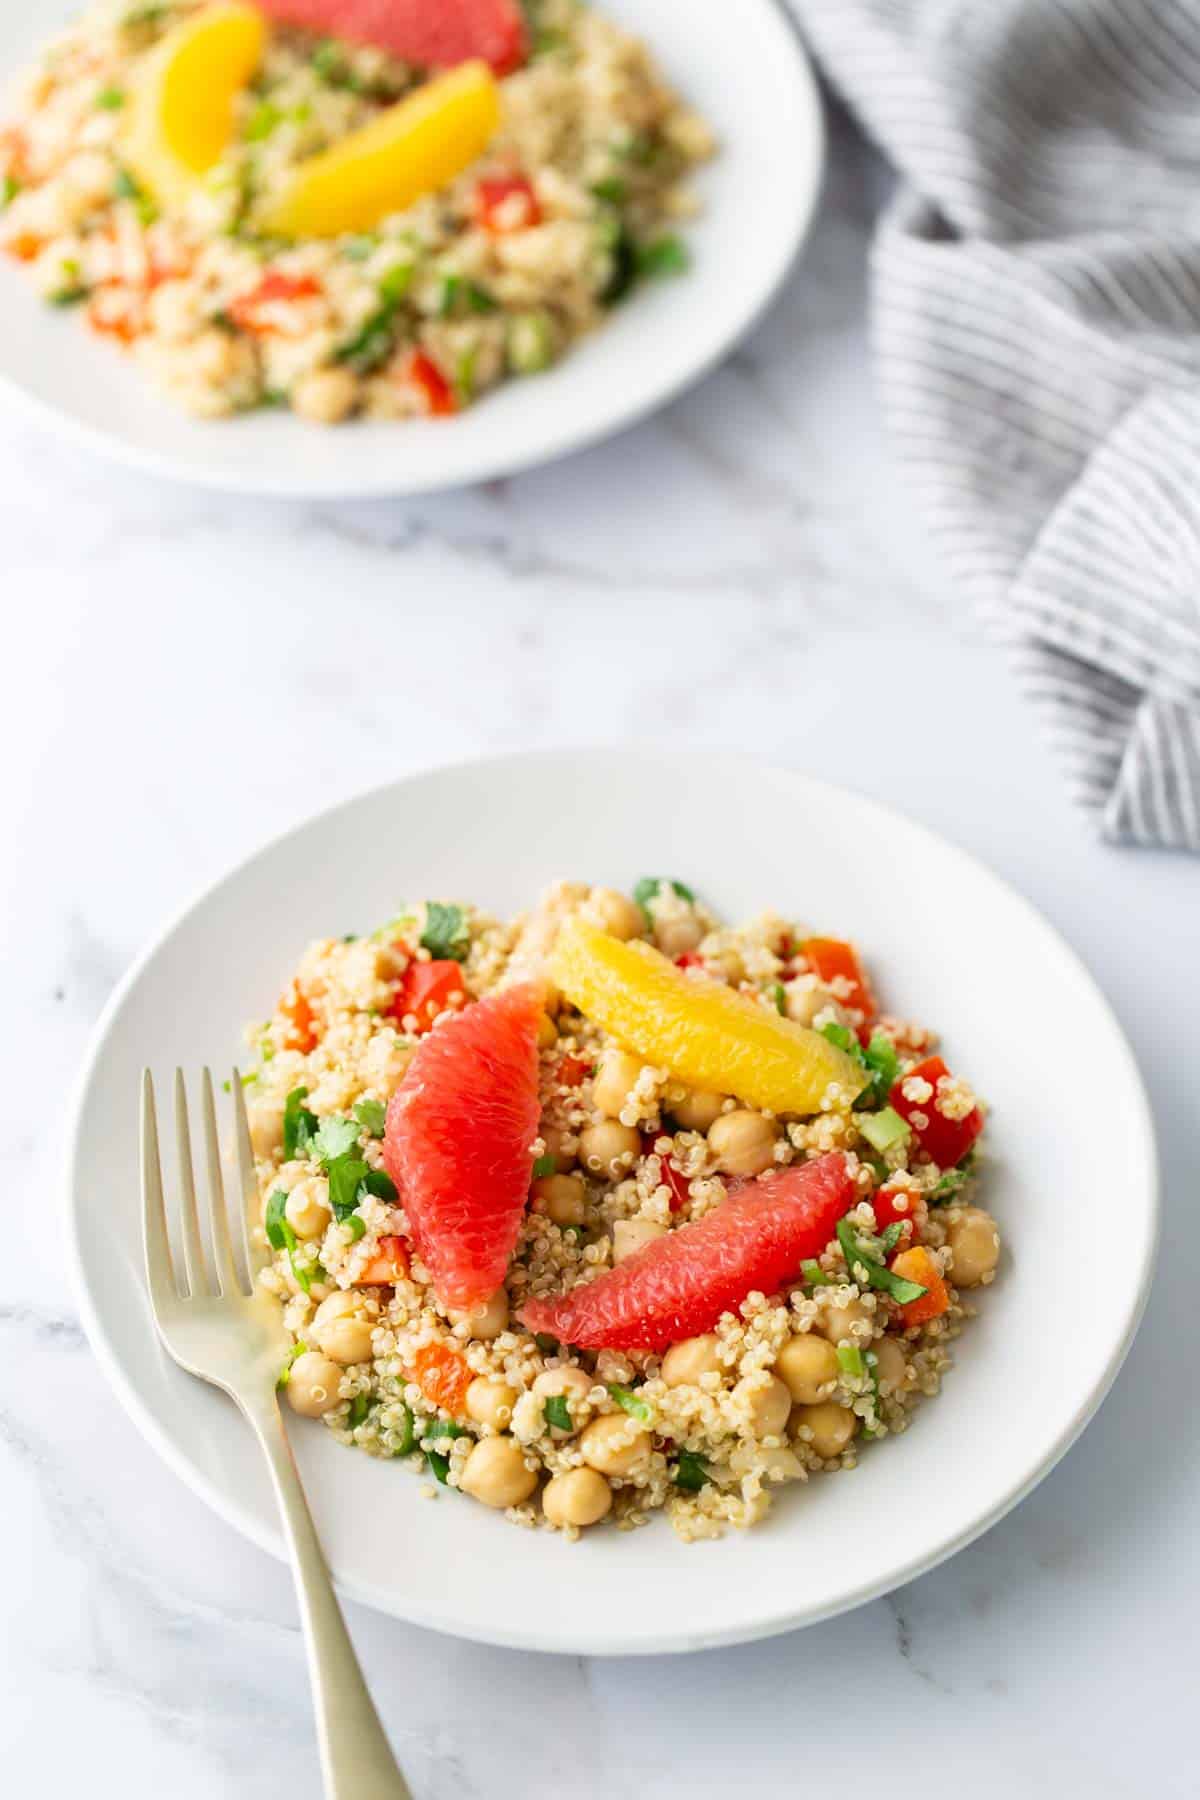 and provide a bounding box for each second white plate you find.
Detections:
[0,0,823,495]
